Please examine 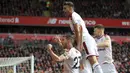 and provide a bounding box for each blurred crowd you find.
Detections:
[0,36,130,73]
[0,26,71,35]
[0,26,130,36]
[0,0,52,16]
[112,42,130,73]
[0,37,64,73]
[51,0,130,19]
[0,0,130,19]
